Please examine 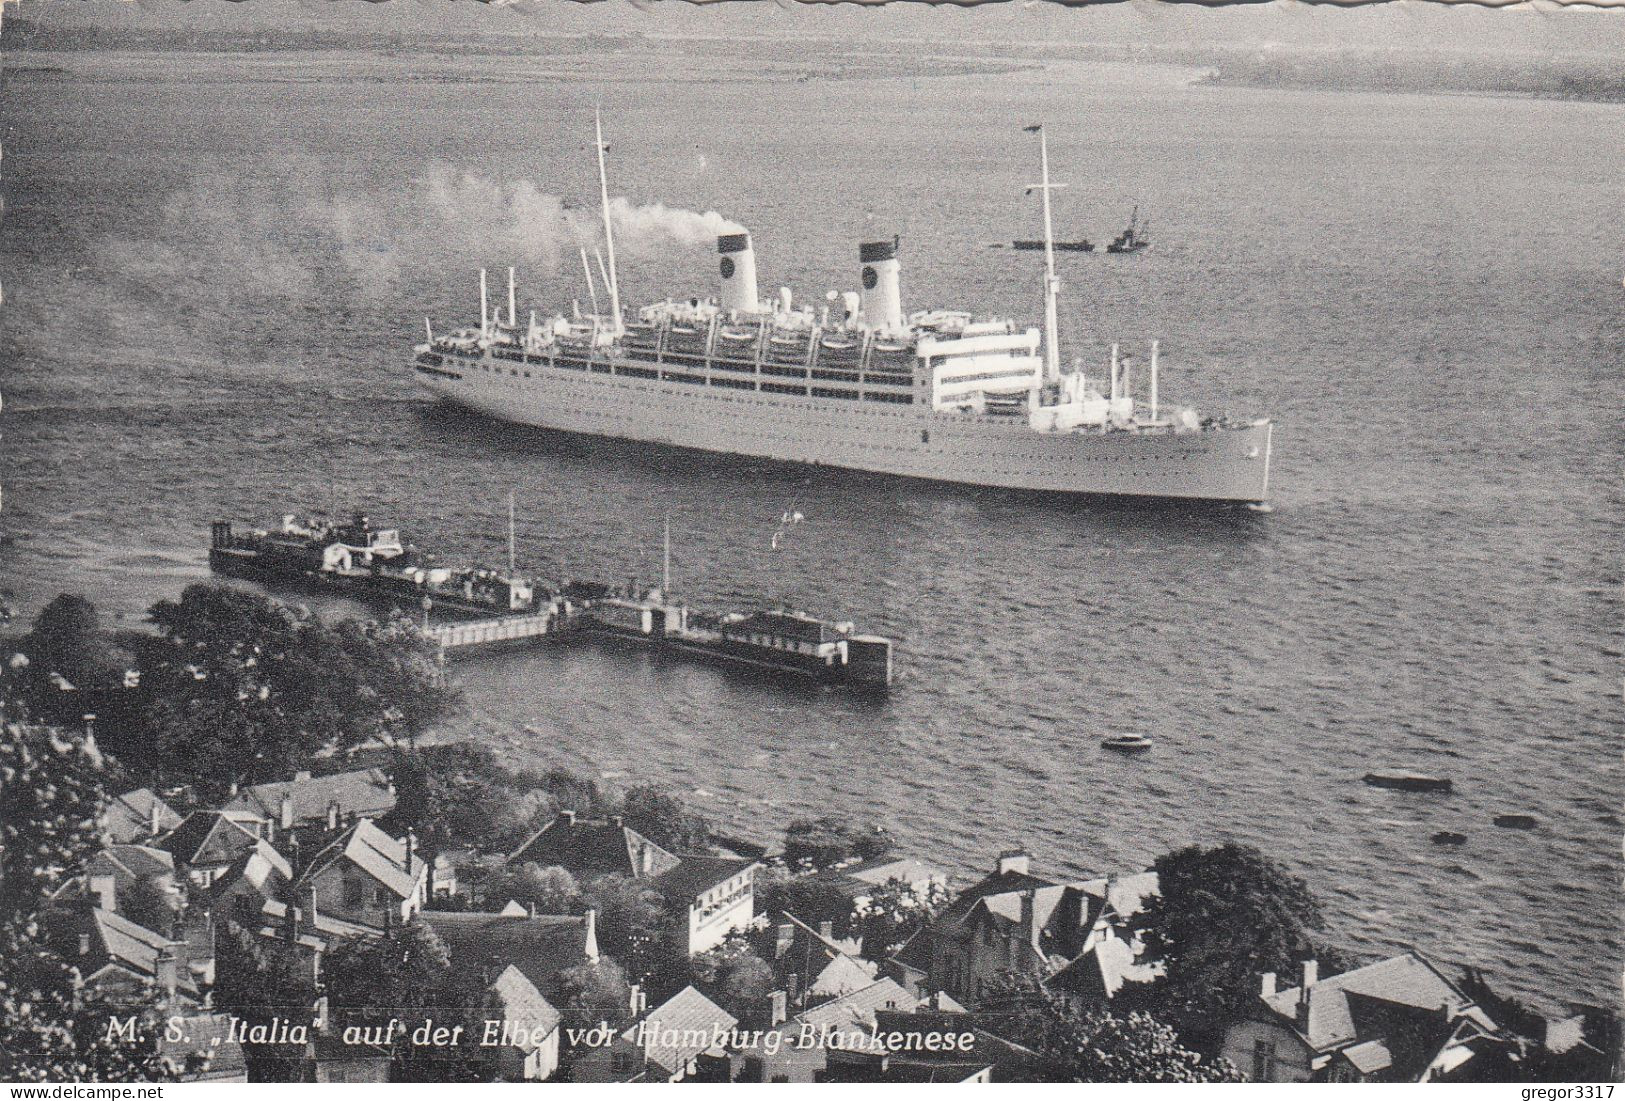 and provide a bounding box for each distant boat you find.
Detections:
[1430,831,1468,846]
[1013,239,1094,252]
[1363,771,1453,793]
[1493,814,1539,830]
[1105,205,1151,254]
[1102,733,1153,752]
